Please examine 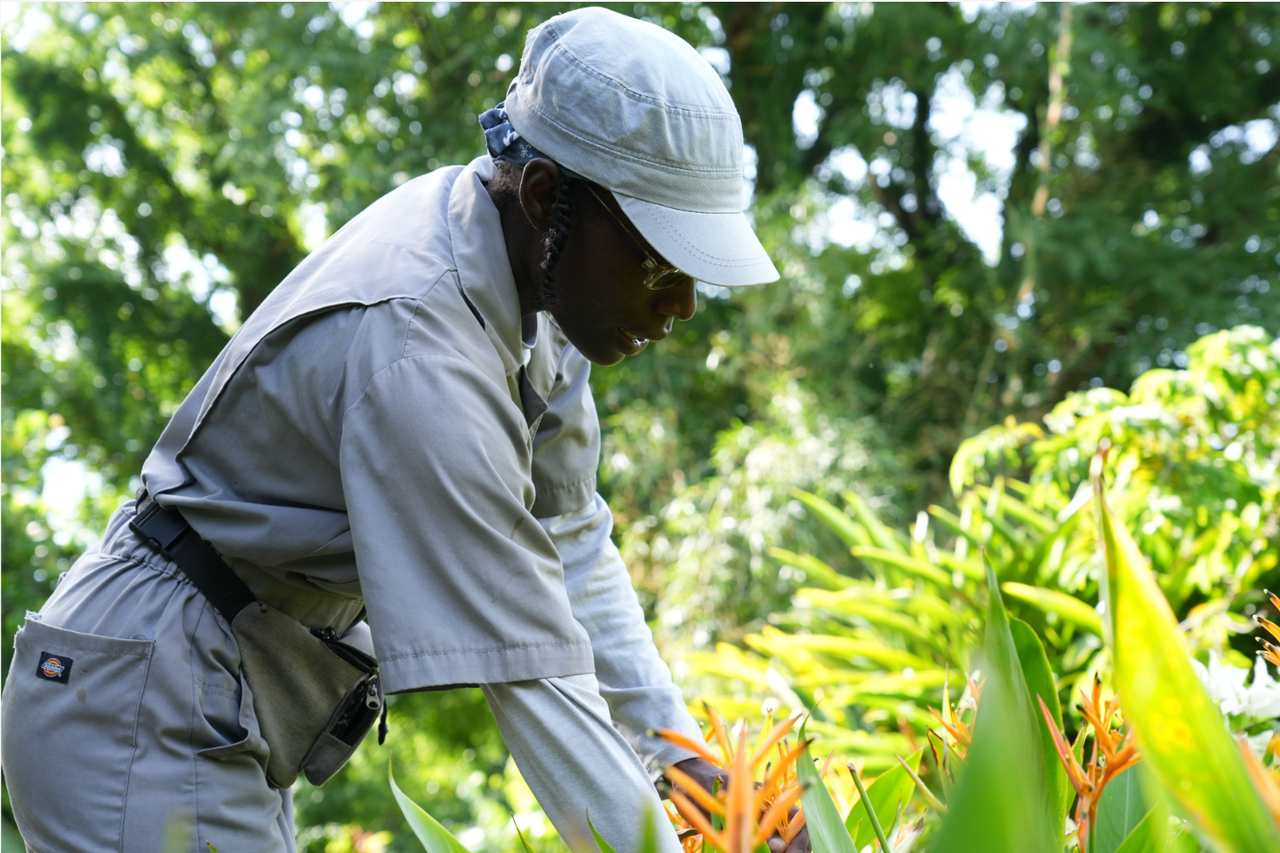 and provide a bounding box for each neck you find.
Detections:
[487,184,543,317]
